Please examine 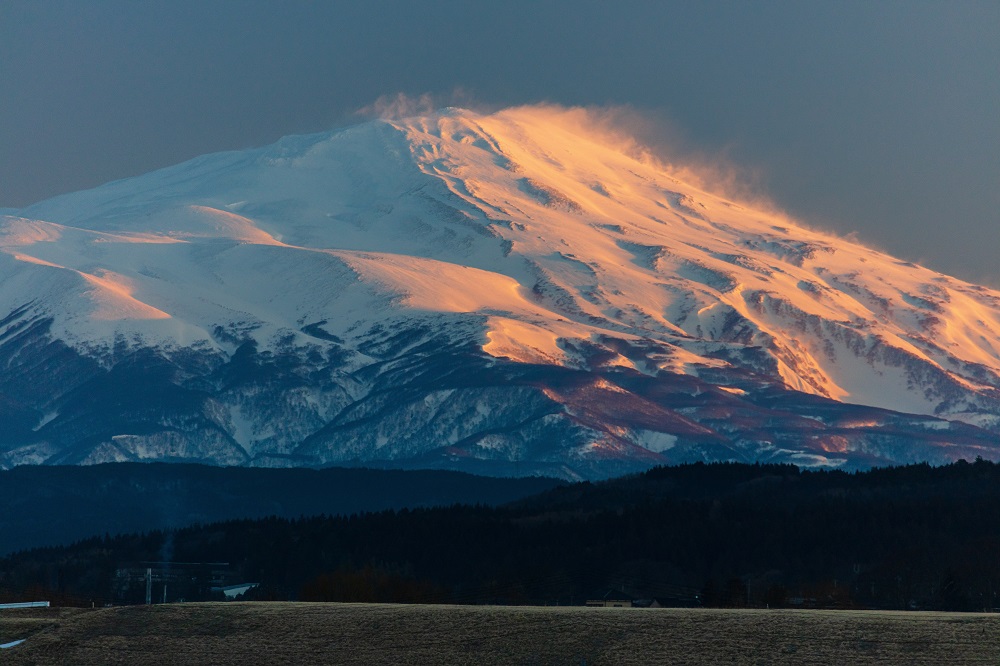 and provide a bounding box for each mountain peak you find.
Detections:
[3,105,1000,476]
